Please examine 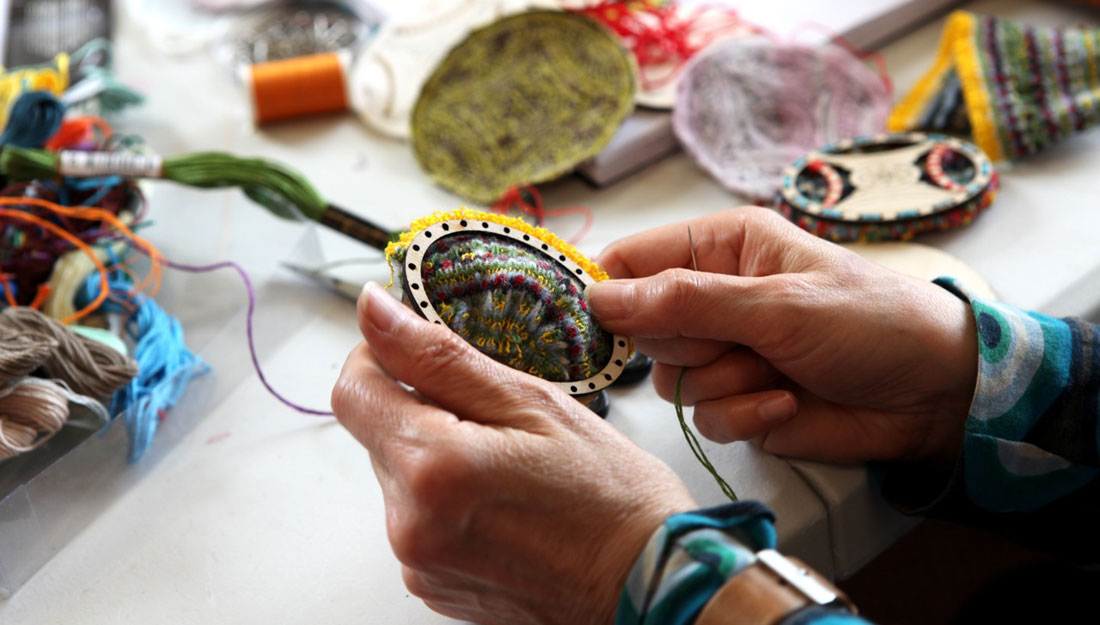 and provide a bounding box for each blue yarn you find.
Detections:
[69,175,123,206]
[0,90,66,148]
[77,272,208,462]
